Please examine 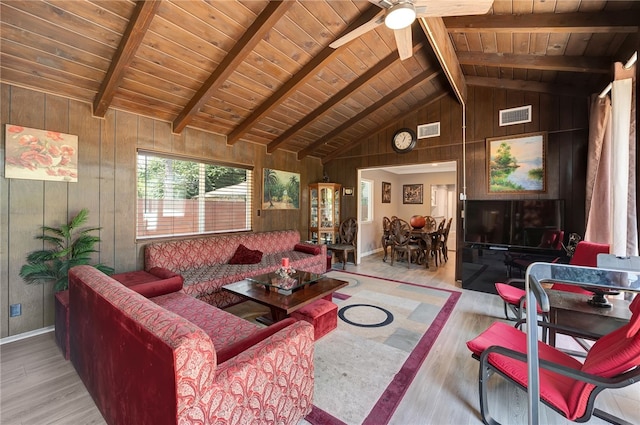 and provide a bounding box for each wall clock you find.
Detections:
[391,128,416,153]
